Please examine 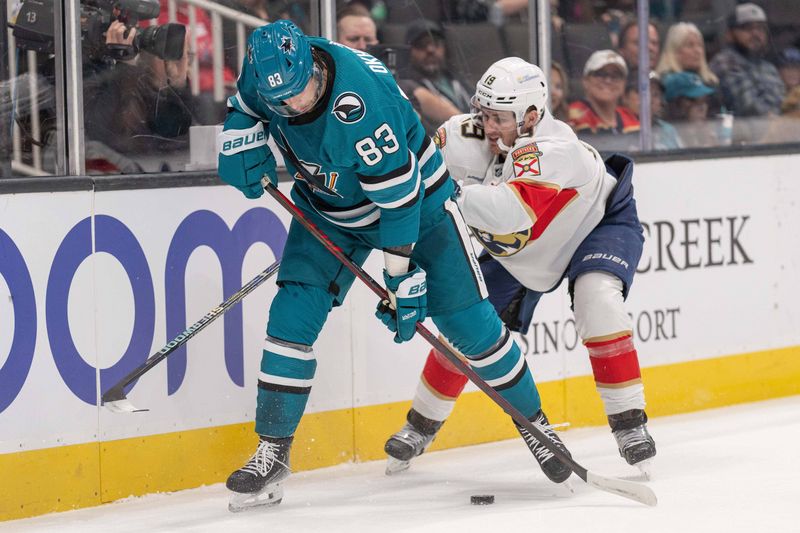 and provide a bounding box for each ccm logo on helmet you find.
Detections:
[332,92,366,124]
